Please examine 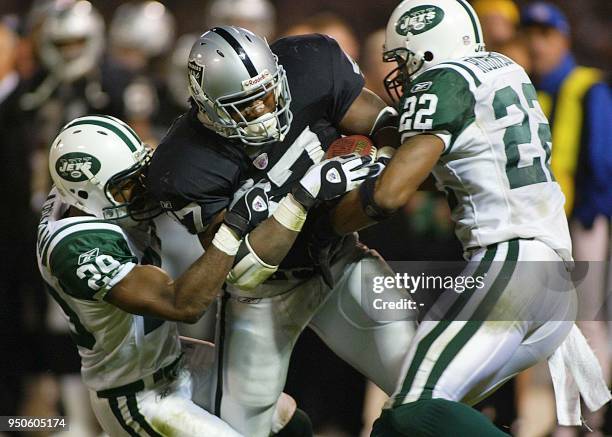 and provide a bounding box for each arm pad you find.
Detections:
[226,234,278,291]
